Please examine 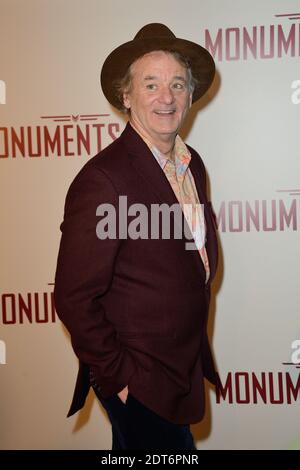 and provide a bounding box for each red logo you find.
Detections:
[205,13,300,61]
[0,113,122,159]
